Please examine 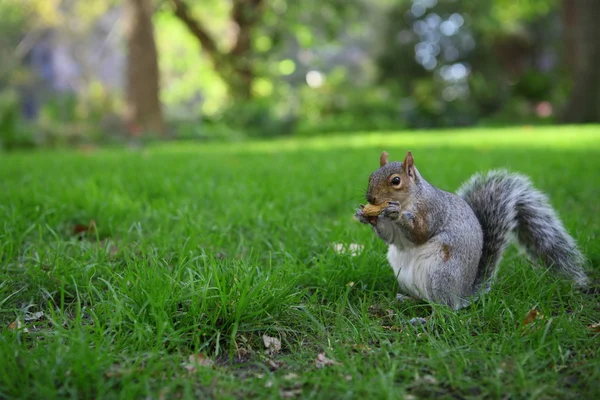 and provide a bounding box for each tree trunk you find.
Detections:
[561,0,577,73]
[561,0,600,123]
[125,0,164,136]
[227,0,263,100]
